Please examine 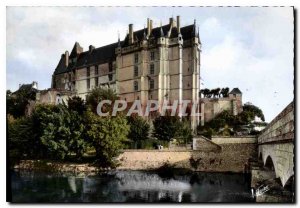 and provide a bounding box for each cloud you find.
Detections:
[6,7,294,122]
[201,7,293,121]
